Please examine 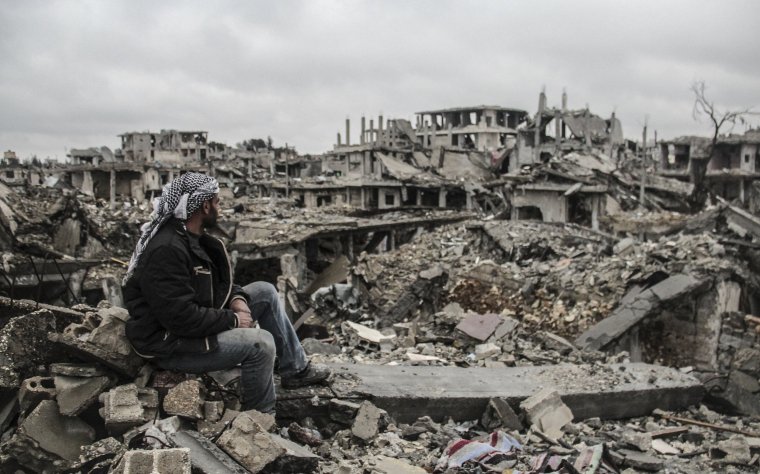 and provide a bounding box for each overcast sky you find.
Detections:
[1,0,759,160]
